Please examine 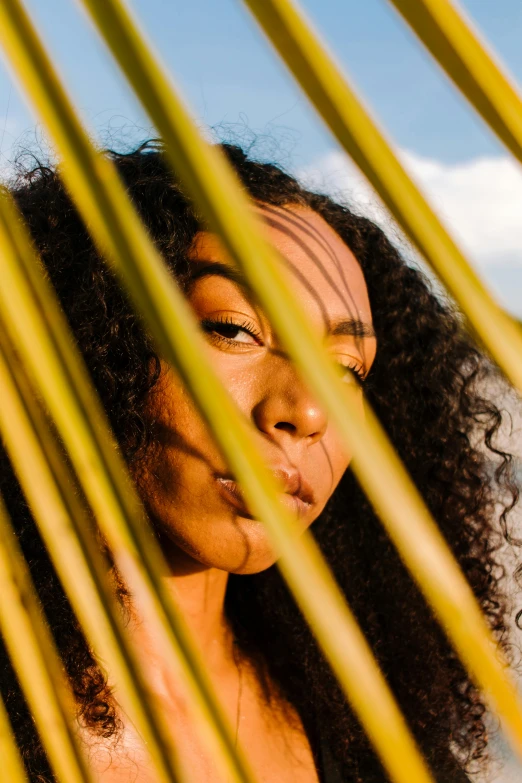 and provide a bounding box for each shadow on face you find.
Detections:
[139,204,377,575]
